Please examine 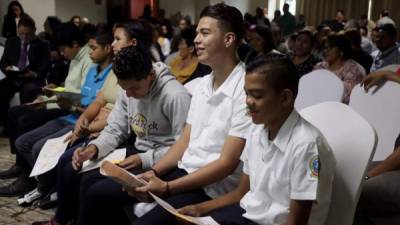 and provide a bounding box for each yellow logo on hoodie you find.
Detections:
[131,114,147,137]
